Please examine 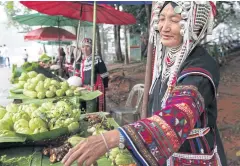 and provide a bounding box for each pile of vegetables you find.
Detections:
[10,62,39,84]
[109,148,136,166]
[11,71,83,99]
[39,53,51,63]
[0,154,33,166]
[42,142,72,163]
[82,114,137,166]
[0,101,81,136]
